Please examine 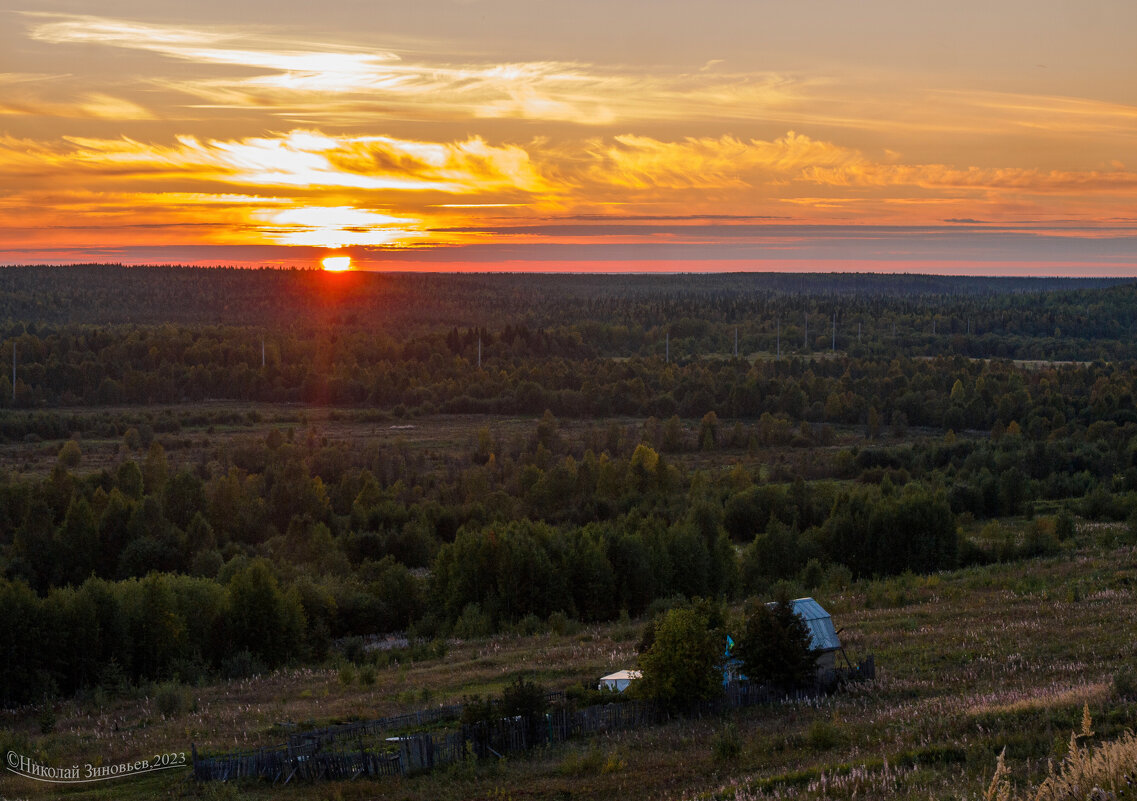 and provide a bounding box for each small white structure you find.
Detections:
[598,669,641,693]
